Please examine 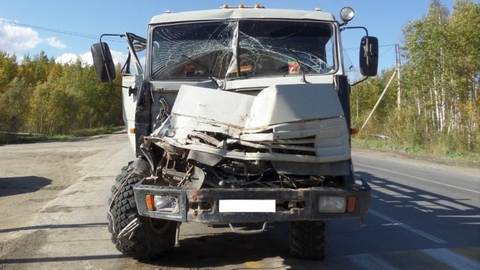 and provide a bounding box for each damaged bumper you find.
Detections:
[133,179,371,223]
